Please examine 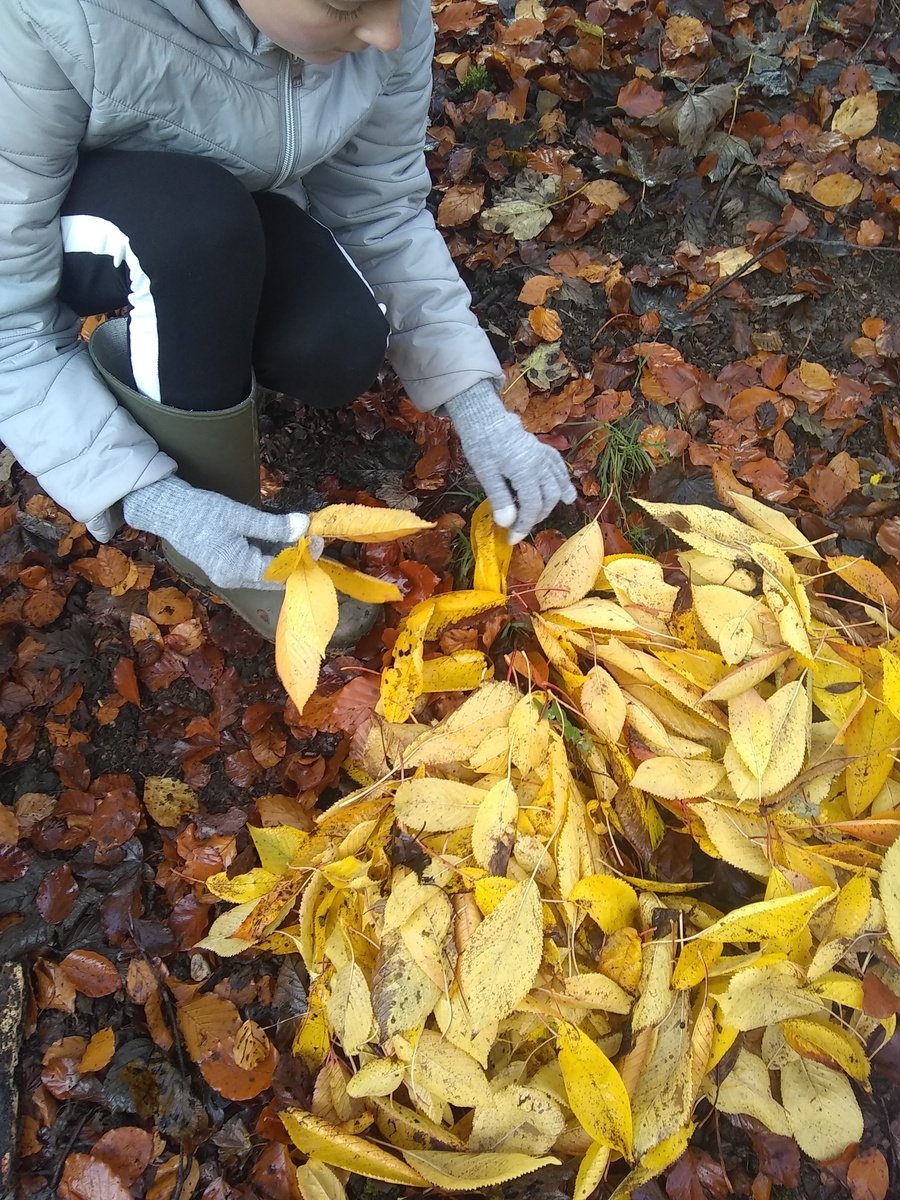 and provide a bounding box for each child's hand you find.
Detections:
[123,476,312,588]
[444,382,576,542]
